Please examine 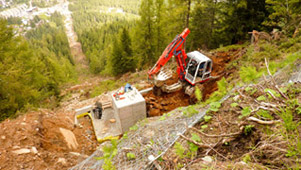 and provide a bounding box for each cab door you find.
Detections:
[195,60,212,83]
